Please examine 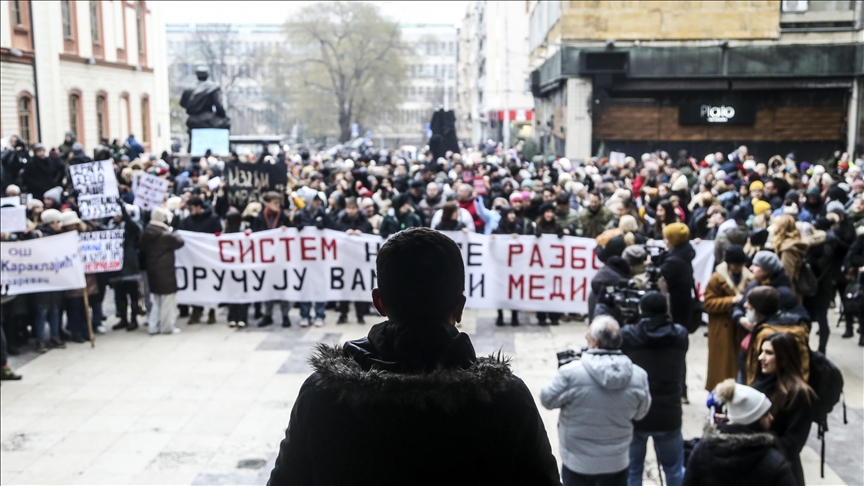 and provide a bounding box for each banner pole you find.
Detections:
[83,286,95,348]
